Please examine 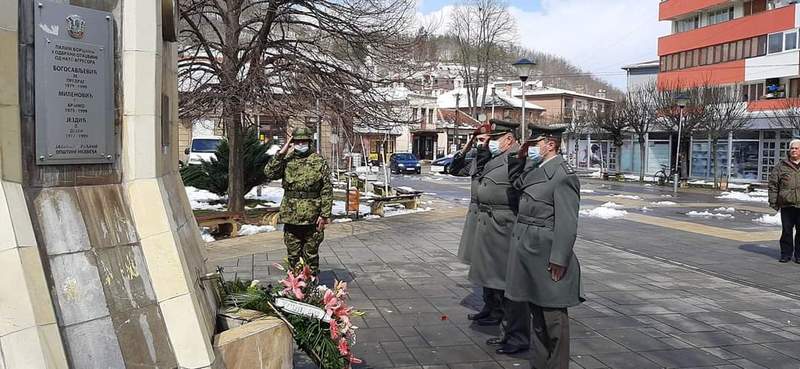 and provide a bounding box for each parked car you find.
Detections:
[432,149,476,174]
[184,136,223,165]
[389,152,421,174]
